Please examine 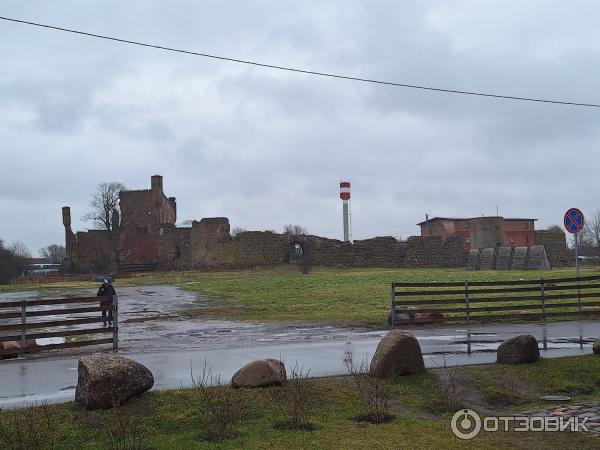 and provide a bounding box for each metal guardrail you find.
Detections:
[390,275,600,326]
[0,295,118,356]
